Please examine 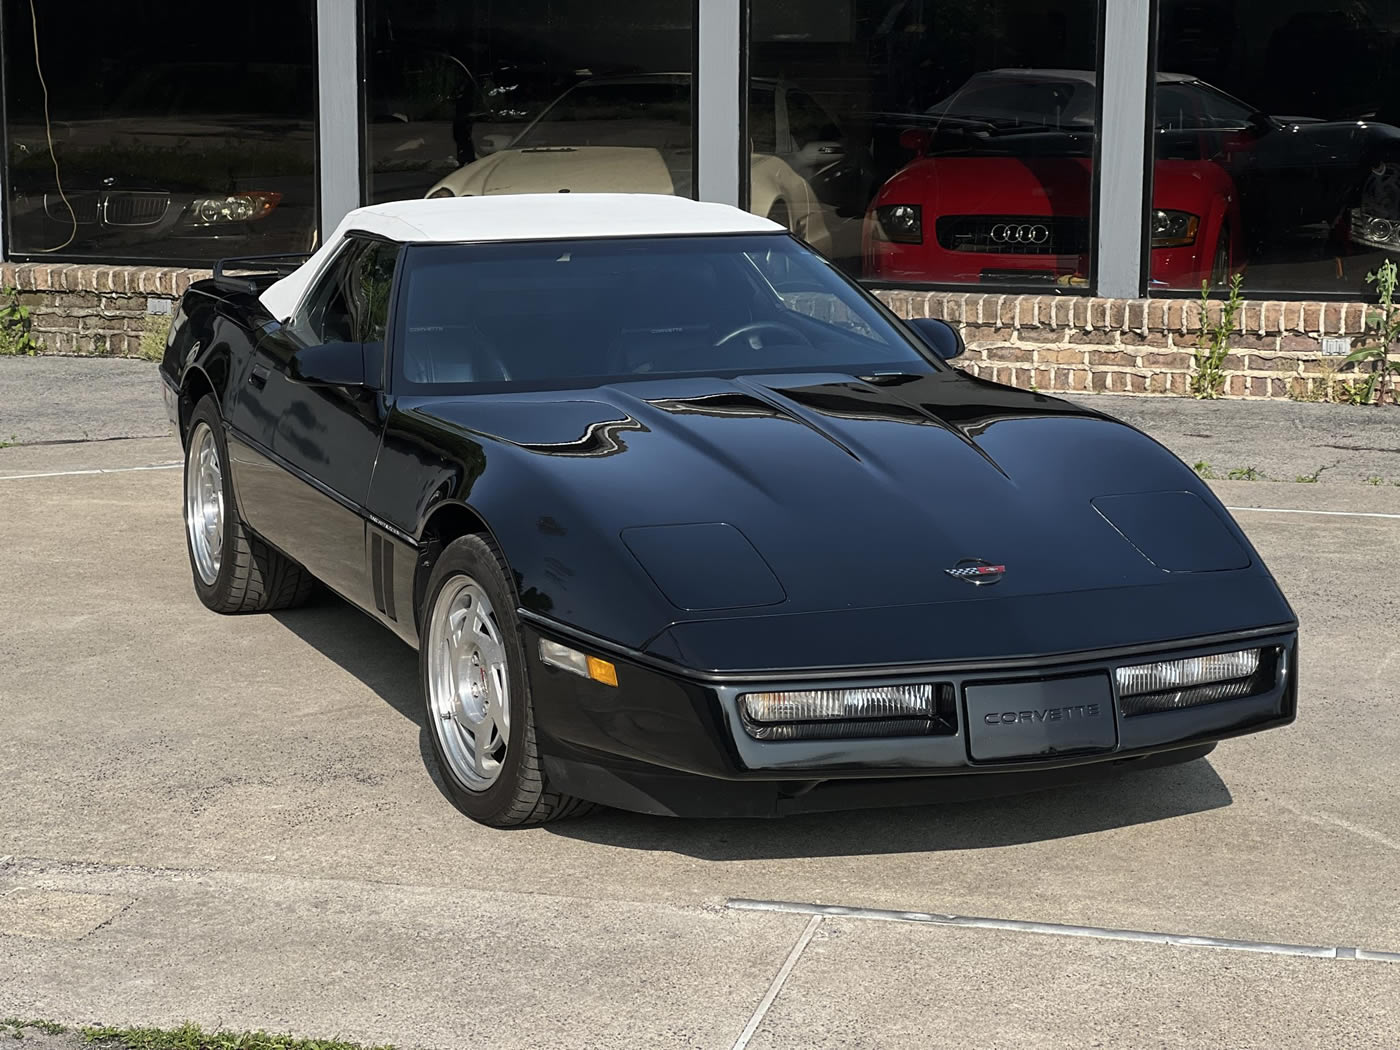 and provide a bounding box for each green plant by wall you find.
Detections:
[139,313,174,362]
[1190,273,1243,399]
[1345,260,1400,406]
[0,287,40,356]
